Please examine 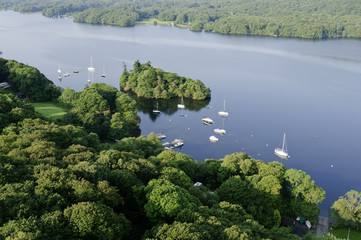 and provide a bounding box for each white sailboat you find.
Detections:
[153,102,160,114]
[177,96,185,109]
[274,133,288,158]
[57,64,62,74]
[57,64,62,81]
[209,135,219,142]
[101,66,106,78]
[218,100,229,117]
[87,57,95,84]
[214,117,226,135]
